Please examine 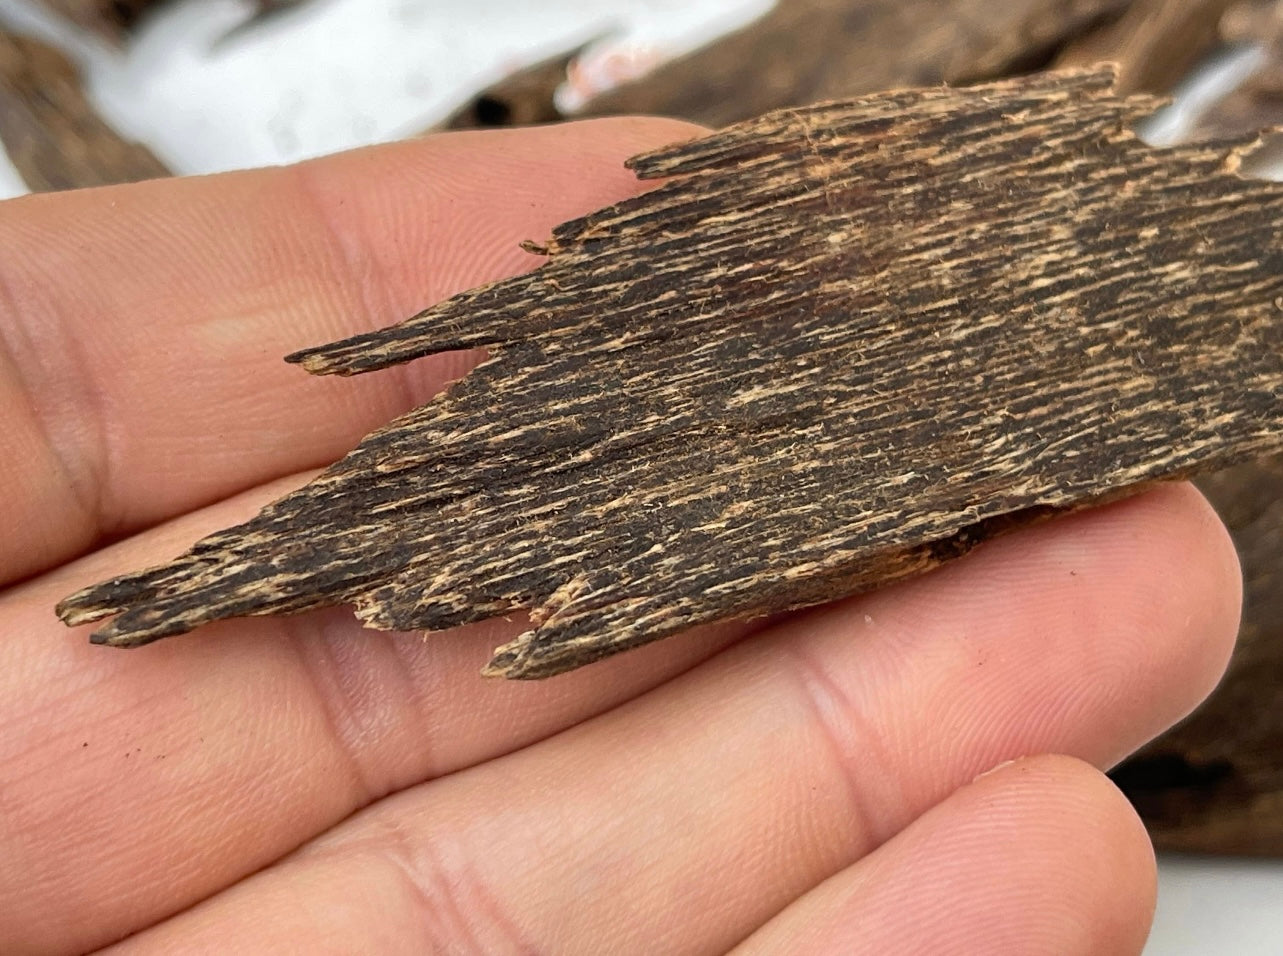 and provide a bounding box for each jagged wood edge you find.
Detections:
[57,67,1283,679]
